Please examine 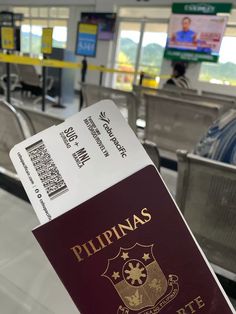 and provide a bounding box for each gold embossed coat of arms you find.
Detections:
[102,243,179,314]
